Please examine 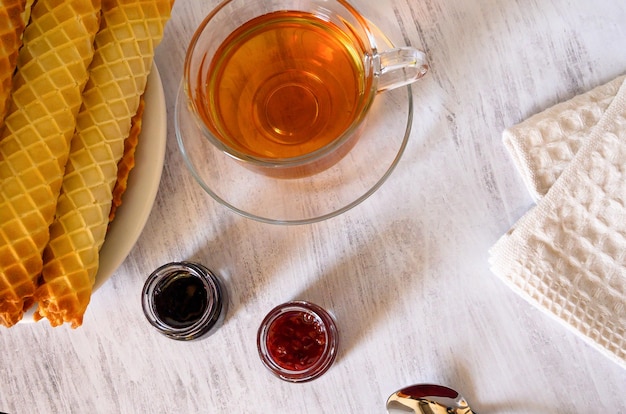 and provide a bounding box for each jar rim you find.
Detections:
[141,261,227,341]
[257,301,339,382]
